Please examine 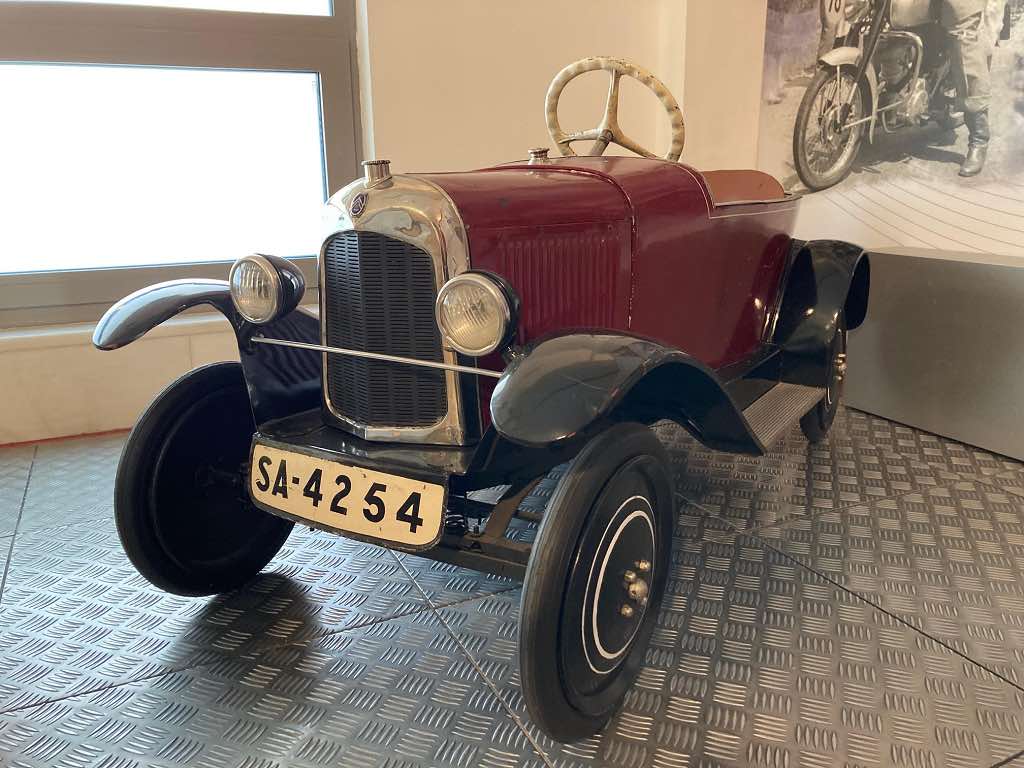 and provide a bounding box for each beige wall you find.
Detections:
[682,1,768,170]
[355,0,766,177]
[0,317,239,444]
[356,0,689,173]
